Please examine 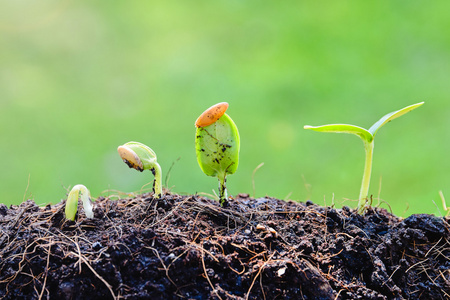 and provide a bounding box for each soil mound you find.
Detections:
[0,194,449,299]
